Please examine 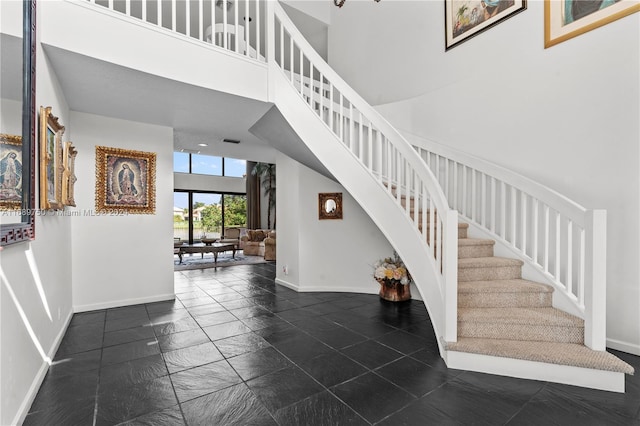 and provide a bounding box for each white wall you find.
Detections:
[174,172,246,194]
[327,1,640,353]
[276,154,397,295]
[1,4,74,423]
[69,112,174,312]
